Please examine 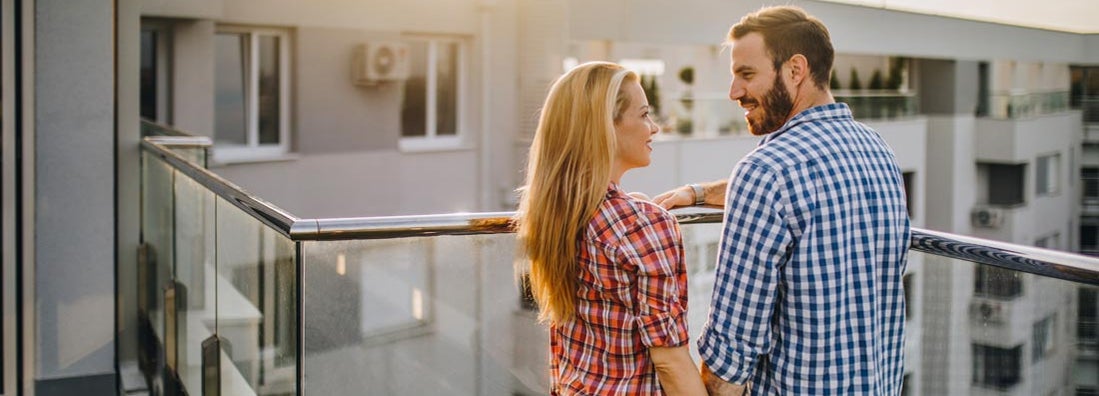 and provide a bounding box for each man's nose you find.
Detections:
[728,81,744,101]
